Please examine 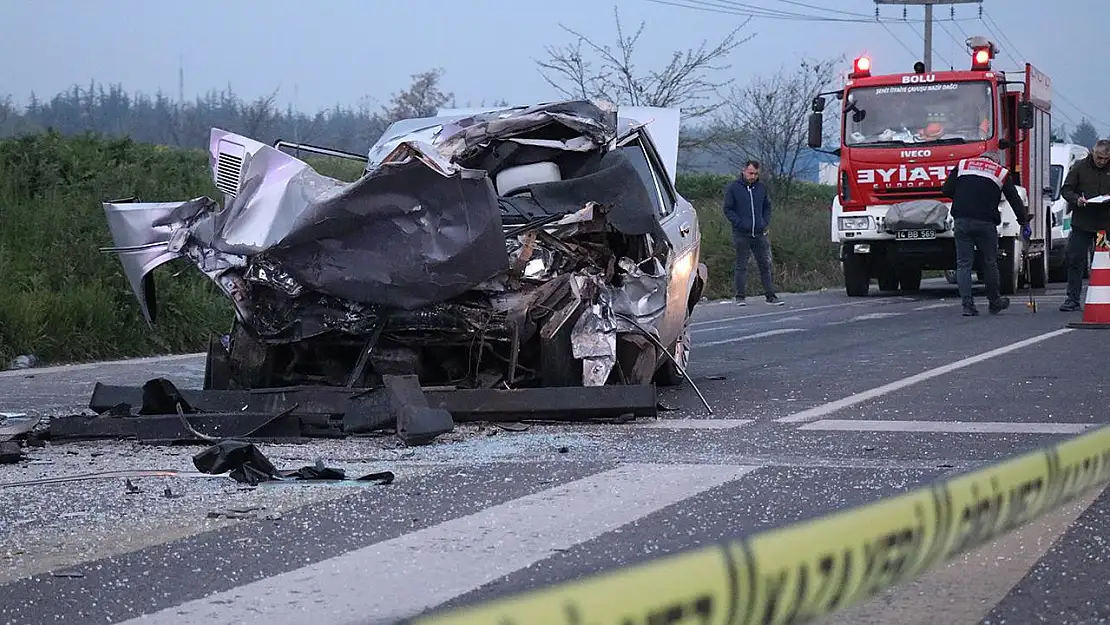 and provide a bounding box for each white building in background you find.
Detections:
[818,161,838,186]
